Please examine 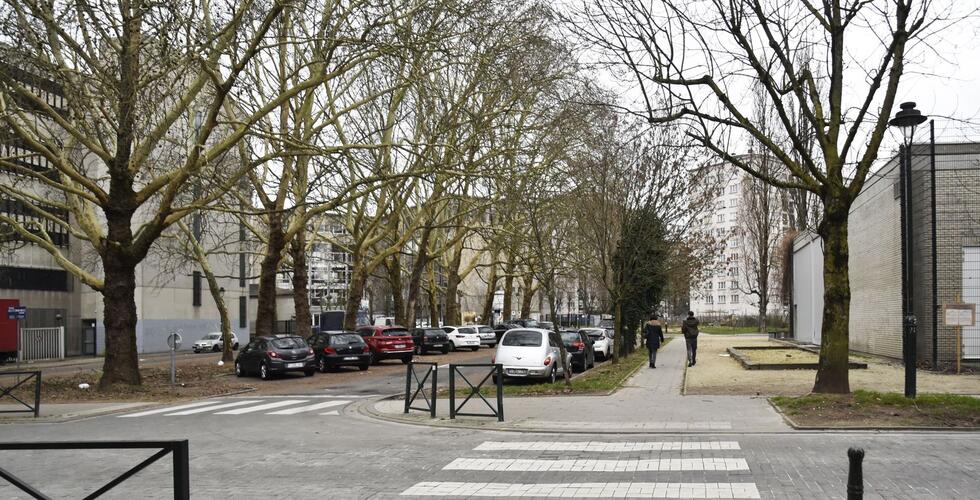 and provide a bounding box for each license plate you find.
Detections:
[430,344,443,347]
[287,362,304,369]
[343,356,358,361]
[394,344,405,349]
[508,368,527,375]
